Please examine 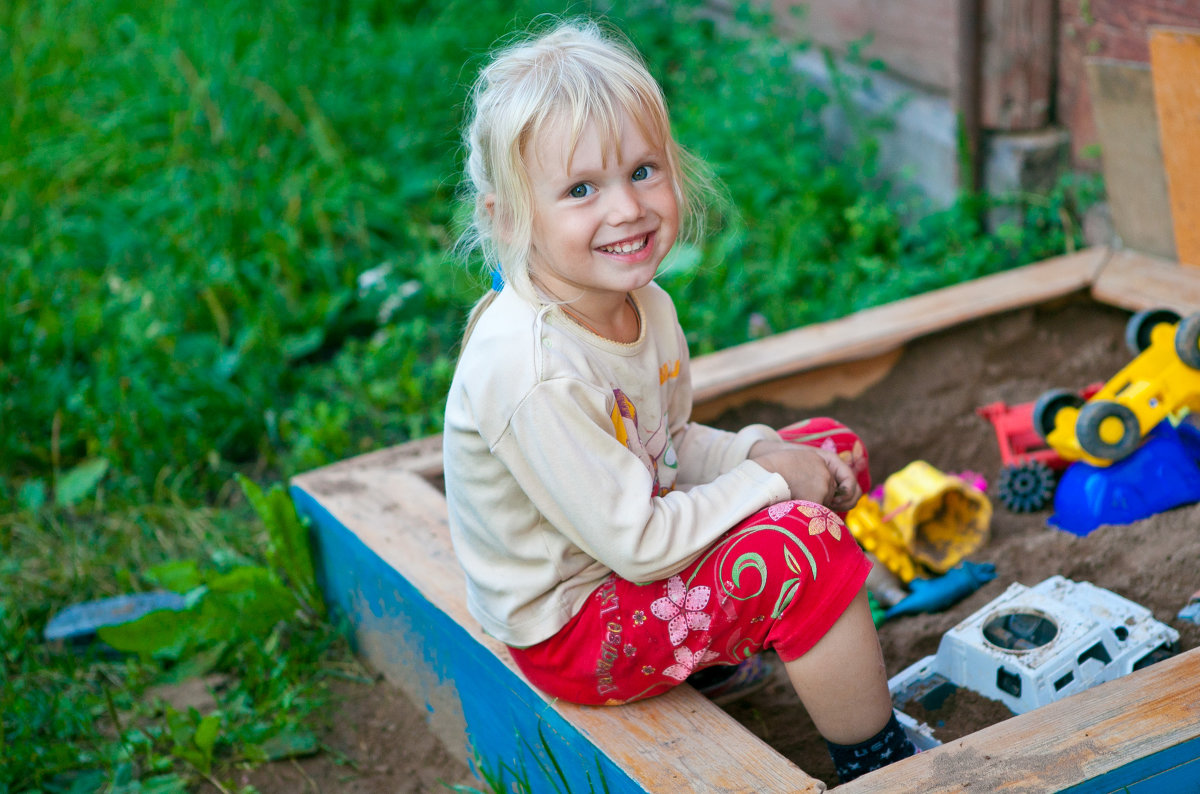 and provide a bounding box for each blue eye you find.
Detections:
[568,183,593,198]
[632,165,652,181]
